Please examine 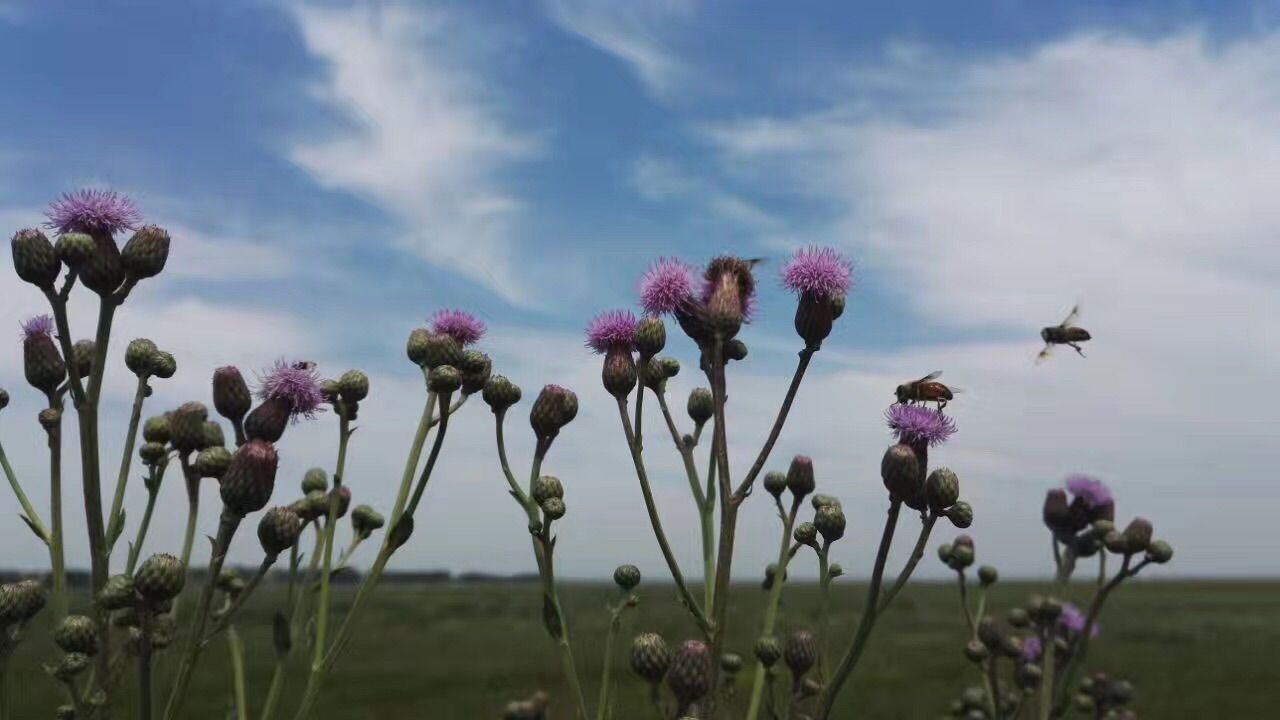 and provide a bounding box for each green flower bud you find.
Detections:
[97,574,135,611]
[139,442,167,466]
[421,332,462,369]
[39,408,62,431]
[926,467,960,511]
[1008,607,1029,628]
[11,228,61,287]
[657,356,680,378]
[338,369,369,402]
[212,366,251,422]
[194,446,232,479]
[68,339,95,380]
[793,522,818,547]
[601,348,637,398]
[783,630,817,678]
[725,338,748,361]
[10,579,47,622]
[258,506,303,557]
[529,385,579,440]
[786,455,816,499]
[482,375,522,414]
[220,440,279,516]
[638,357,666,391]
[667,639,713,711]
[329,486,352,519]
[142,415,170,444]
[168,402,209,453]
[405,328,432,366]
[964,639,989,663]
[135,554,185,604]
[216,569,245,597]
[629,633,671,684]
[814,504,846,543]
[54,615,99,655]
[978,565,999,587]
[319,379,341,404]
[720,651,744,675]
[55,232,93,266]
[937,543,954,564]
[753,635,782,667]
[947,501,974,529]
[426,365,461,394]
[459,350,492,395]
[828,562,844,578]
[531,475,564,505]
[77,230,125,296]
[686,388,713,425]
[351,505,385,538]
[540,497,566,521]
[881,443,922,501]
[613,564,641,592]
[201,421,226,450]
[810,494,840,510]
[51,652,91,681]
[949,543,975,569]
[151,351,177,379]
[125,338,159,377]
[23,330,66,394]
[763,471,787,499]
[1146,539,1173,564]
[301,468,328,495]
[120,225,170,280]
[1121,518,1153,553]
